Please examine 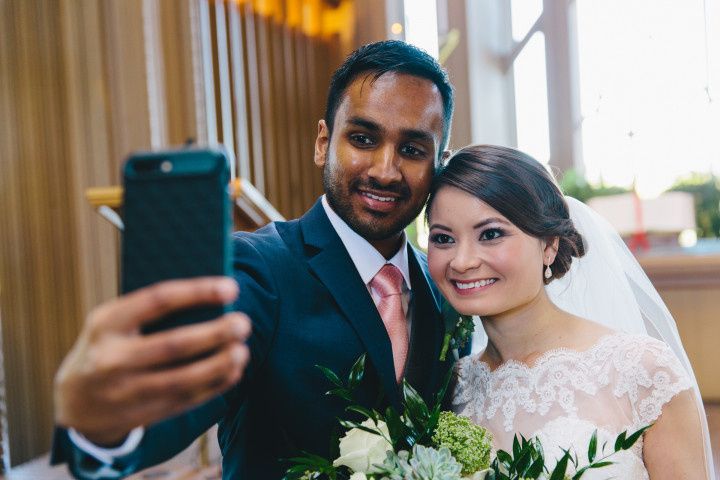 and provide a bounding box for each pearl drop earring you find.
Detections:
[544,264,552,279]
